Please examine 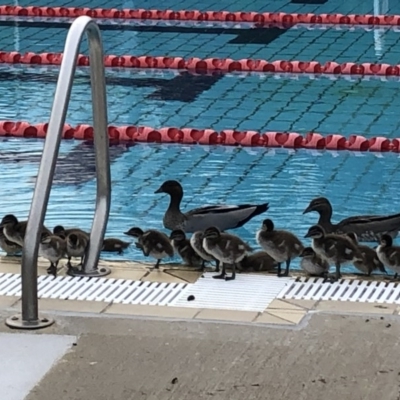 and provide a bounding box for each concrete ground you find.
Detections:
[0,307,399,400]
